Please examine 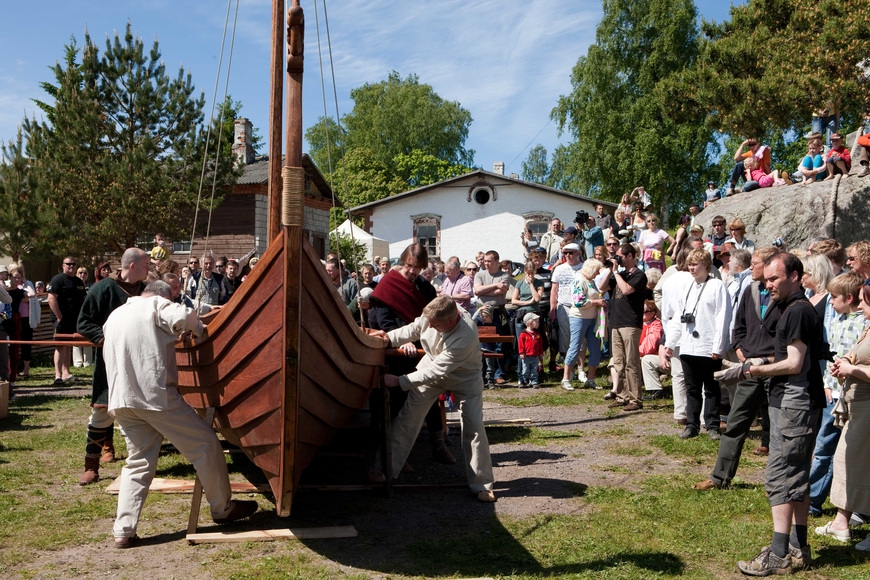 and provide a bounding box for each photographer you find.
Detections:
[664,249,732,440]
[577,211,604,262]
[599,243,647,411]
